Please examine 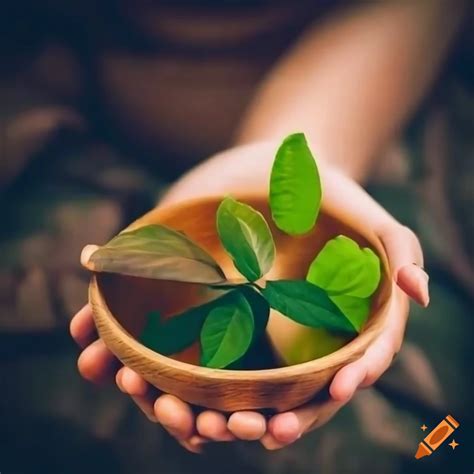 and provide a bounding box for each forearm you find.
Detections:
[161,1,465,206]
[236,0,466,181]
[159,140,398,236]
